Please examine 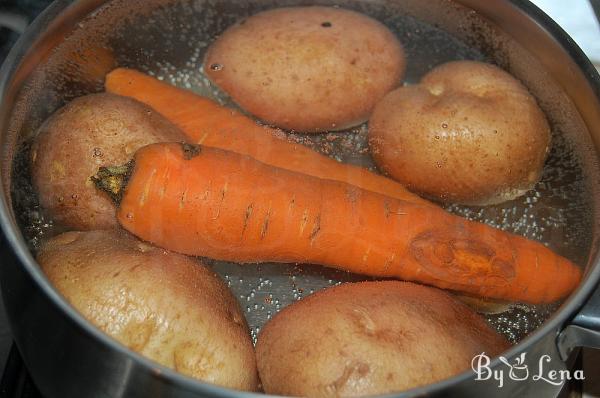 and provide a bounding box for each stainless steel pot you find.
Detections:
[0,0,599,397]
